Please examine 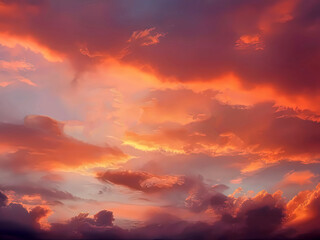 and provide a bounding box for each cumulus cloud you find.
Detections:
[286,183,320,235]
[2,185,320,239]
[0,191,49,239]
[49,210,119,239]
